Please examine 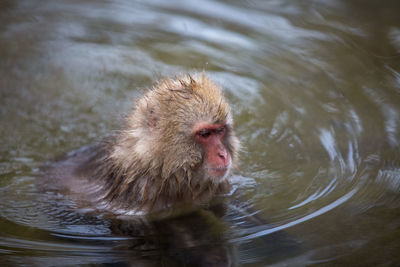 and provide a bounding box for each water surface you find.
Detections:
[1,0,400,266]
